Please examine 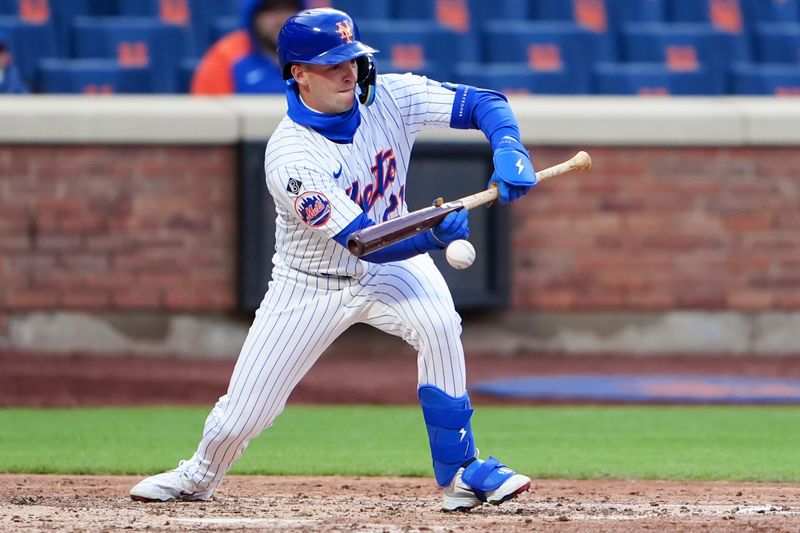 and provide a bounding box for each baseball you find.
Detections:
[445,240,476,269]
